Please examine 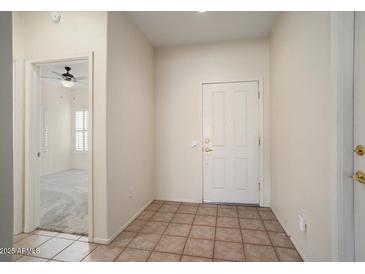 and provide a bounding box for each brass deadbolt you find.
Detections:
[355,144,365,156]
[353,170,365,184]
